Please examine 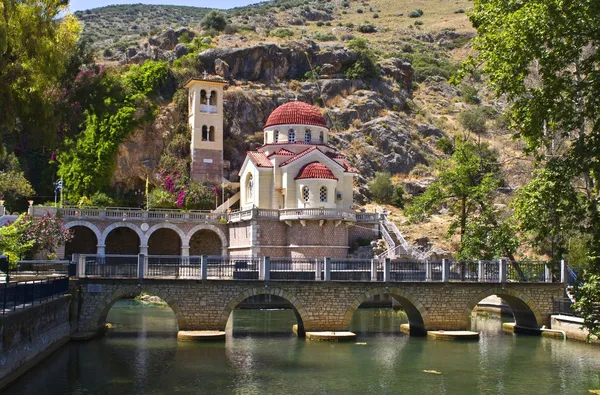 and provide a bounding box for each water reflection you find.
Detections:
[4,302,600,395]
